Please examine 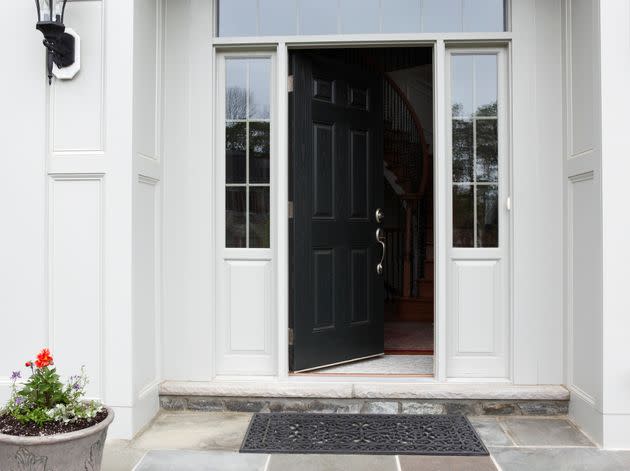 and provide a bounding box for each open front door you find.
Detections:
[290,51,385,372]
